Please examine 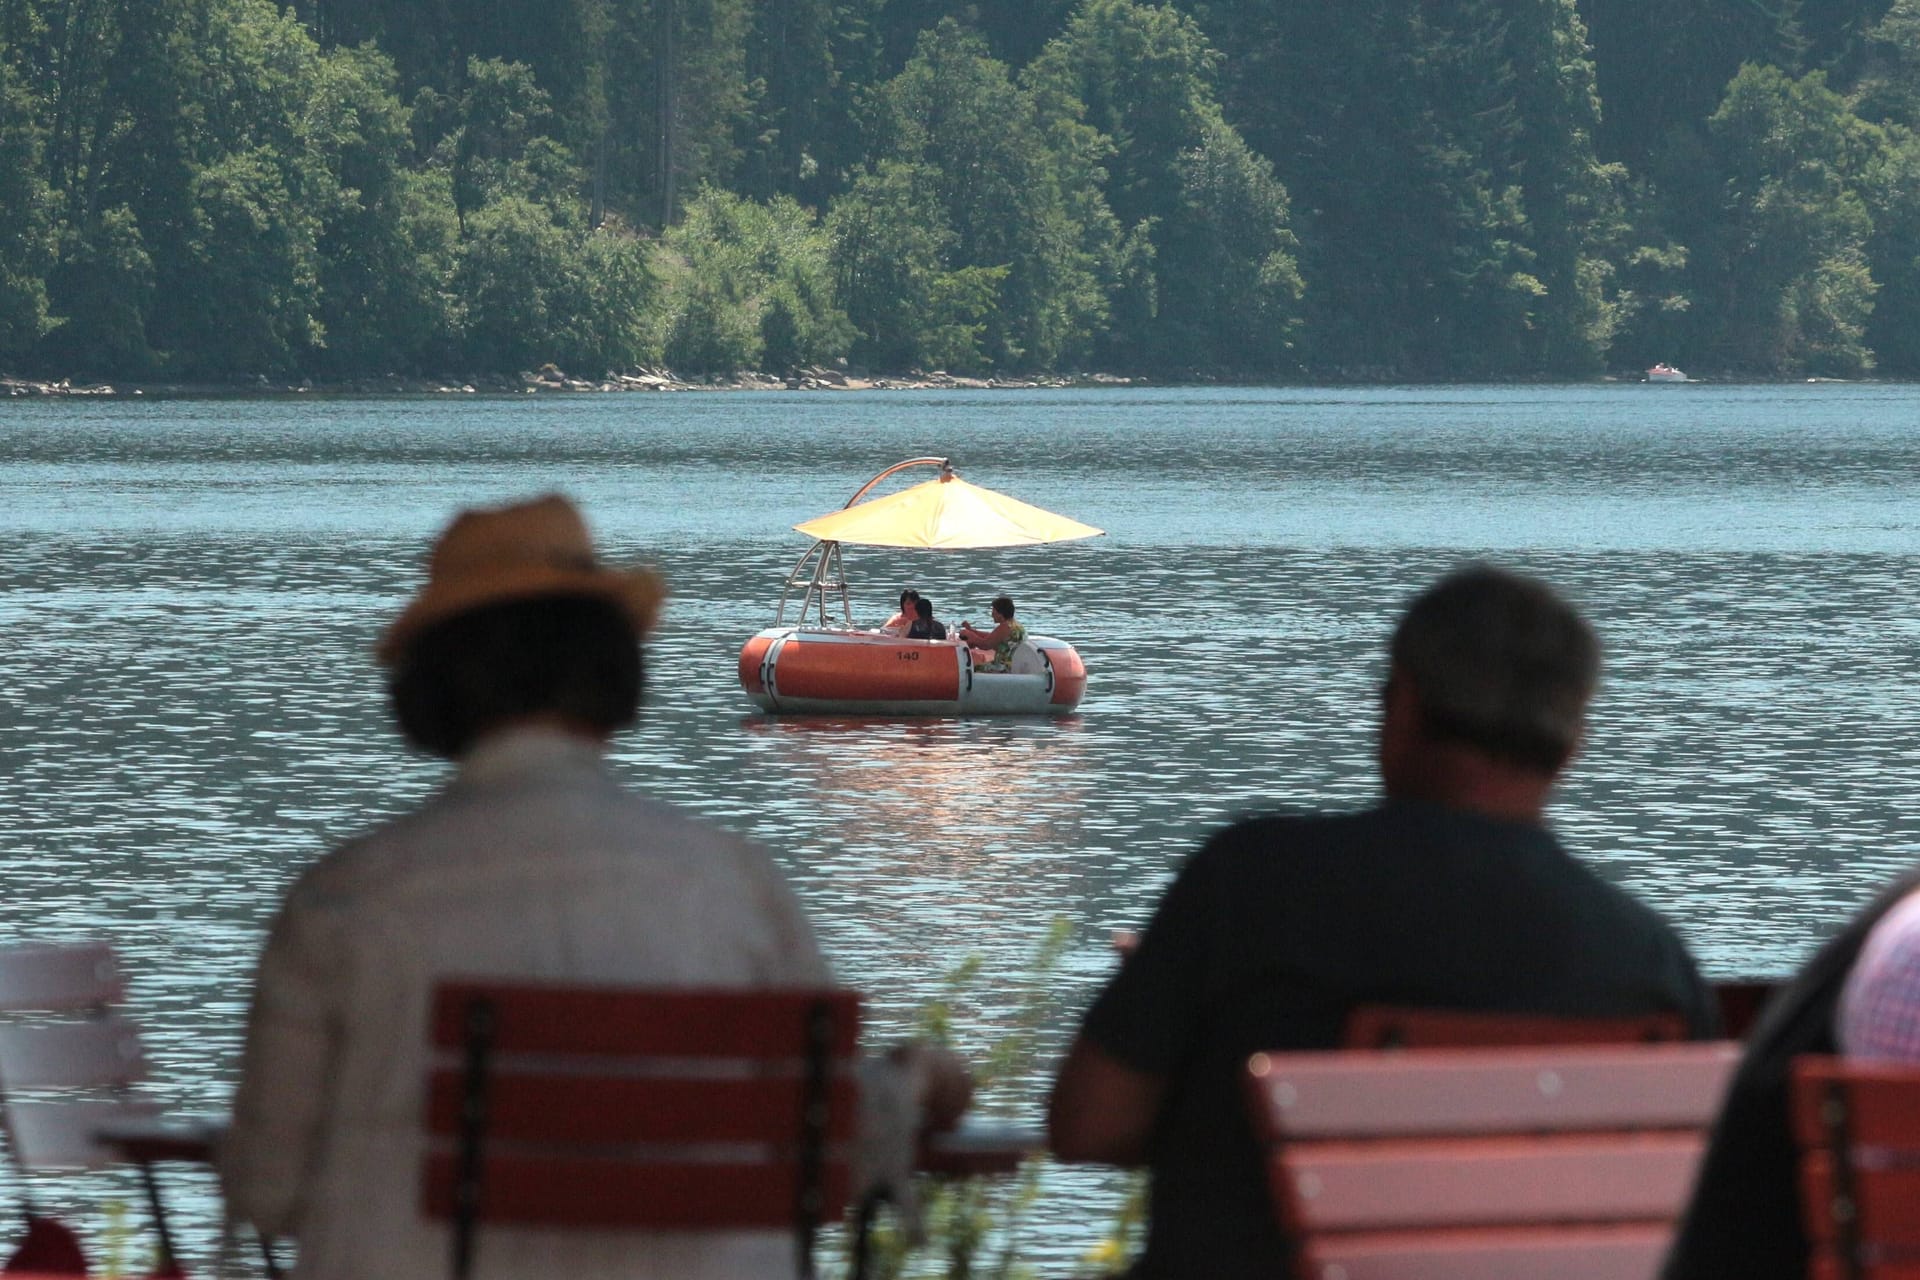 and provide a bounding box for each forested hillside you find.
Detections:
[3,0,1919,381]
